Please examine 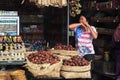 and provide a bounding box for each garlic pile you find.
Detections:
[29,0,67,8]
